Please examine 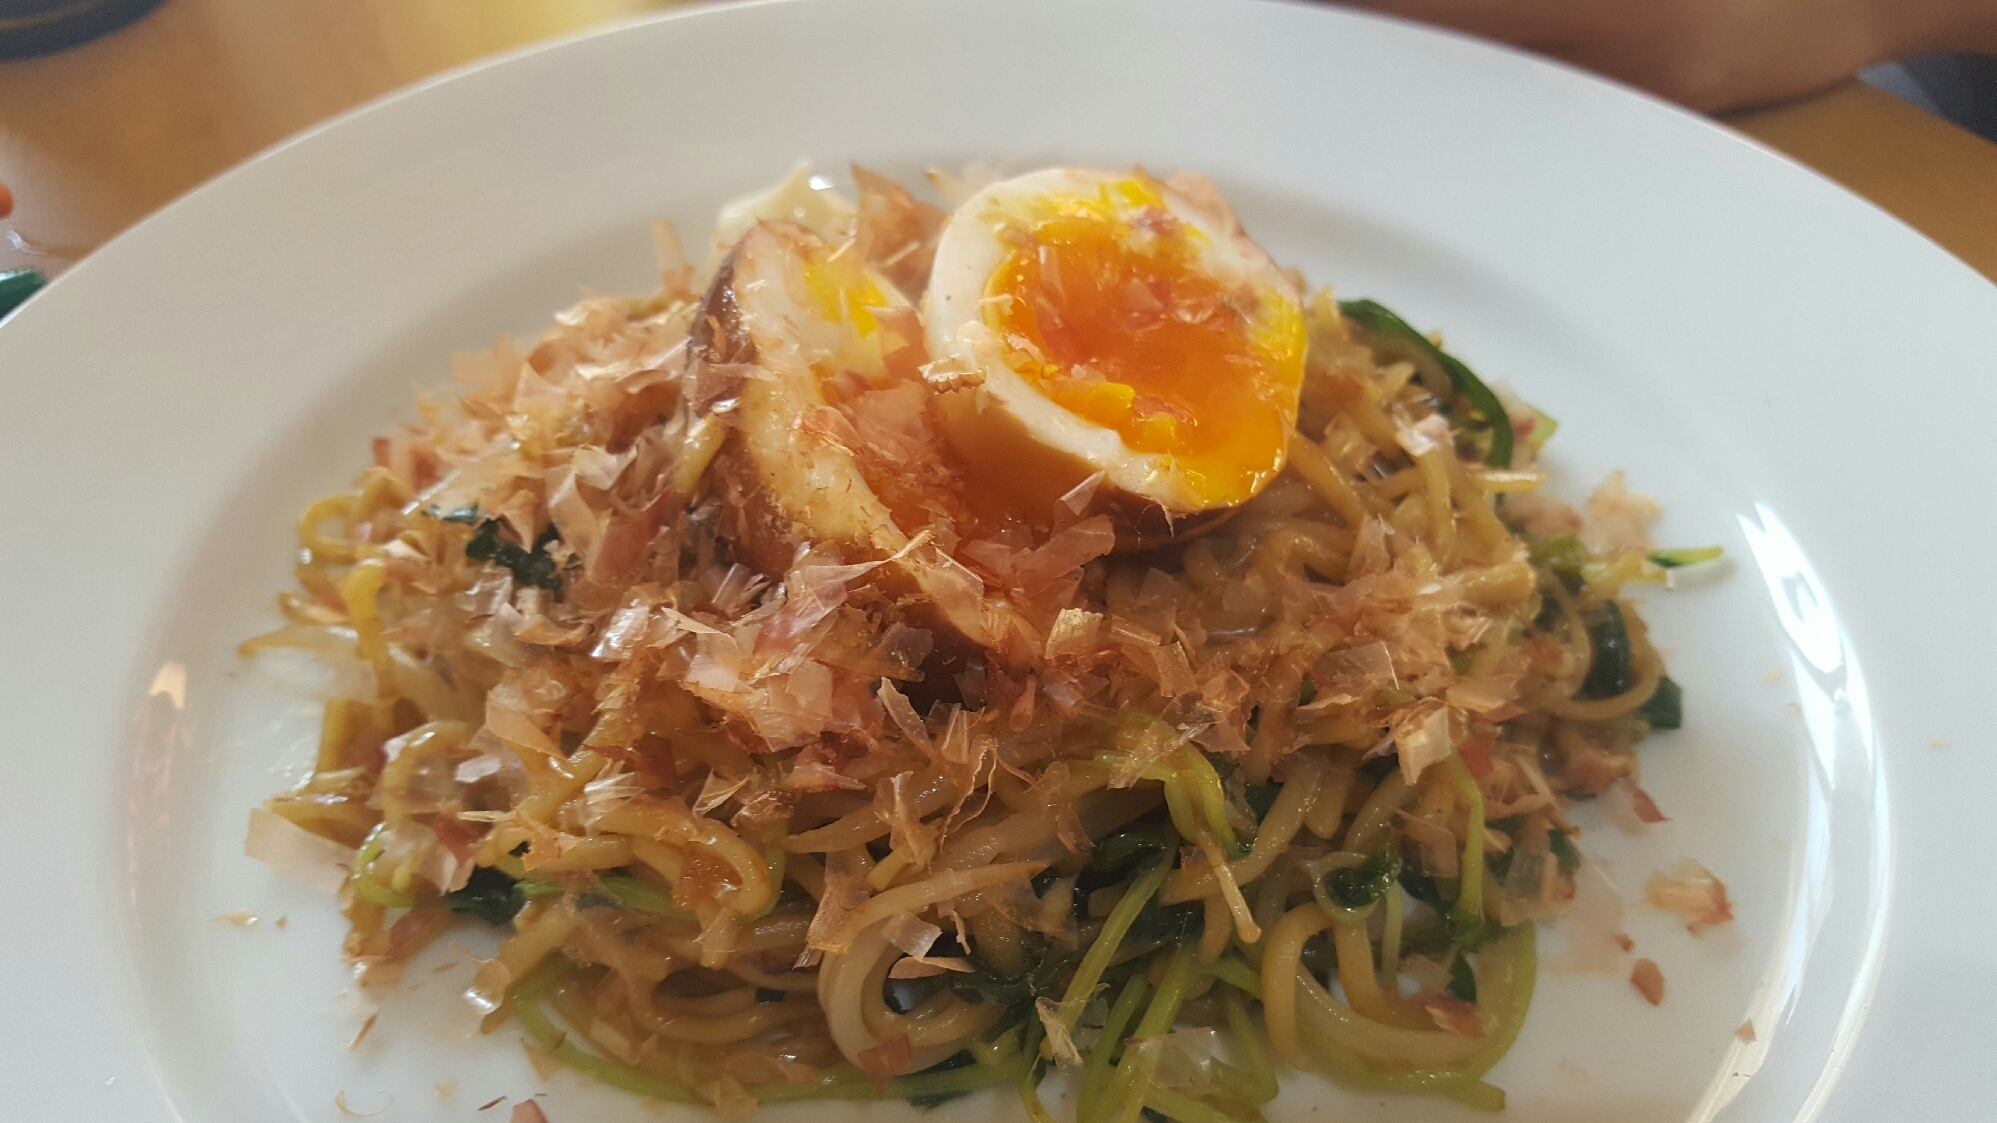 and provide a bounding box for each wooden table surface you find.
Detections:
[2,0,1995,282]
